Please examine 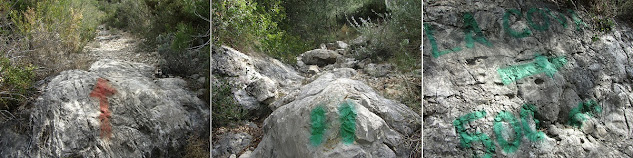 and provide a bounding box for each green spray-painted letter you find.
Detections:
[424,23,462,58]
[493,111,523,153]
[454,110,496,158]
[568,10,587,31]
[546,9,568,28]
[463,13,493,48]
[568,100,602,128]
[503,9,532,38]
[527,8,550,31]
[520,104,545,141]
